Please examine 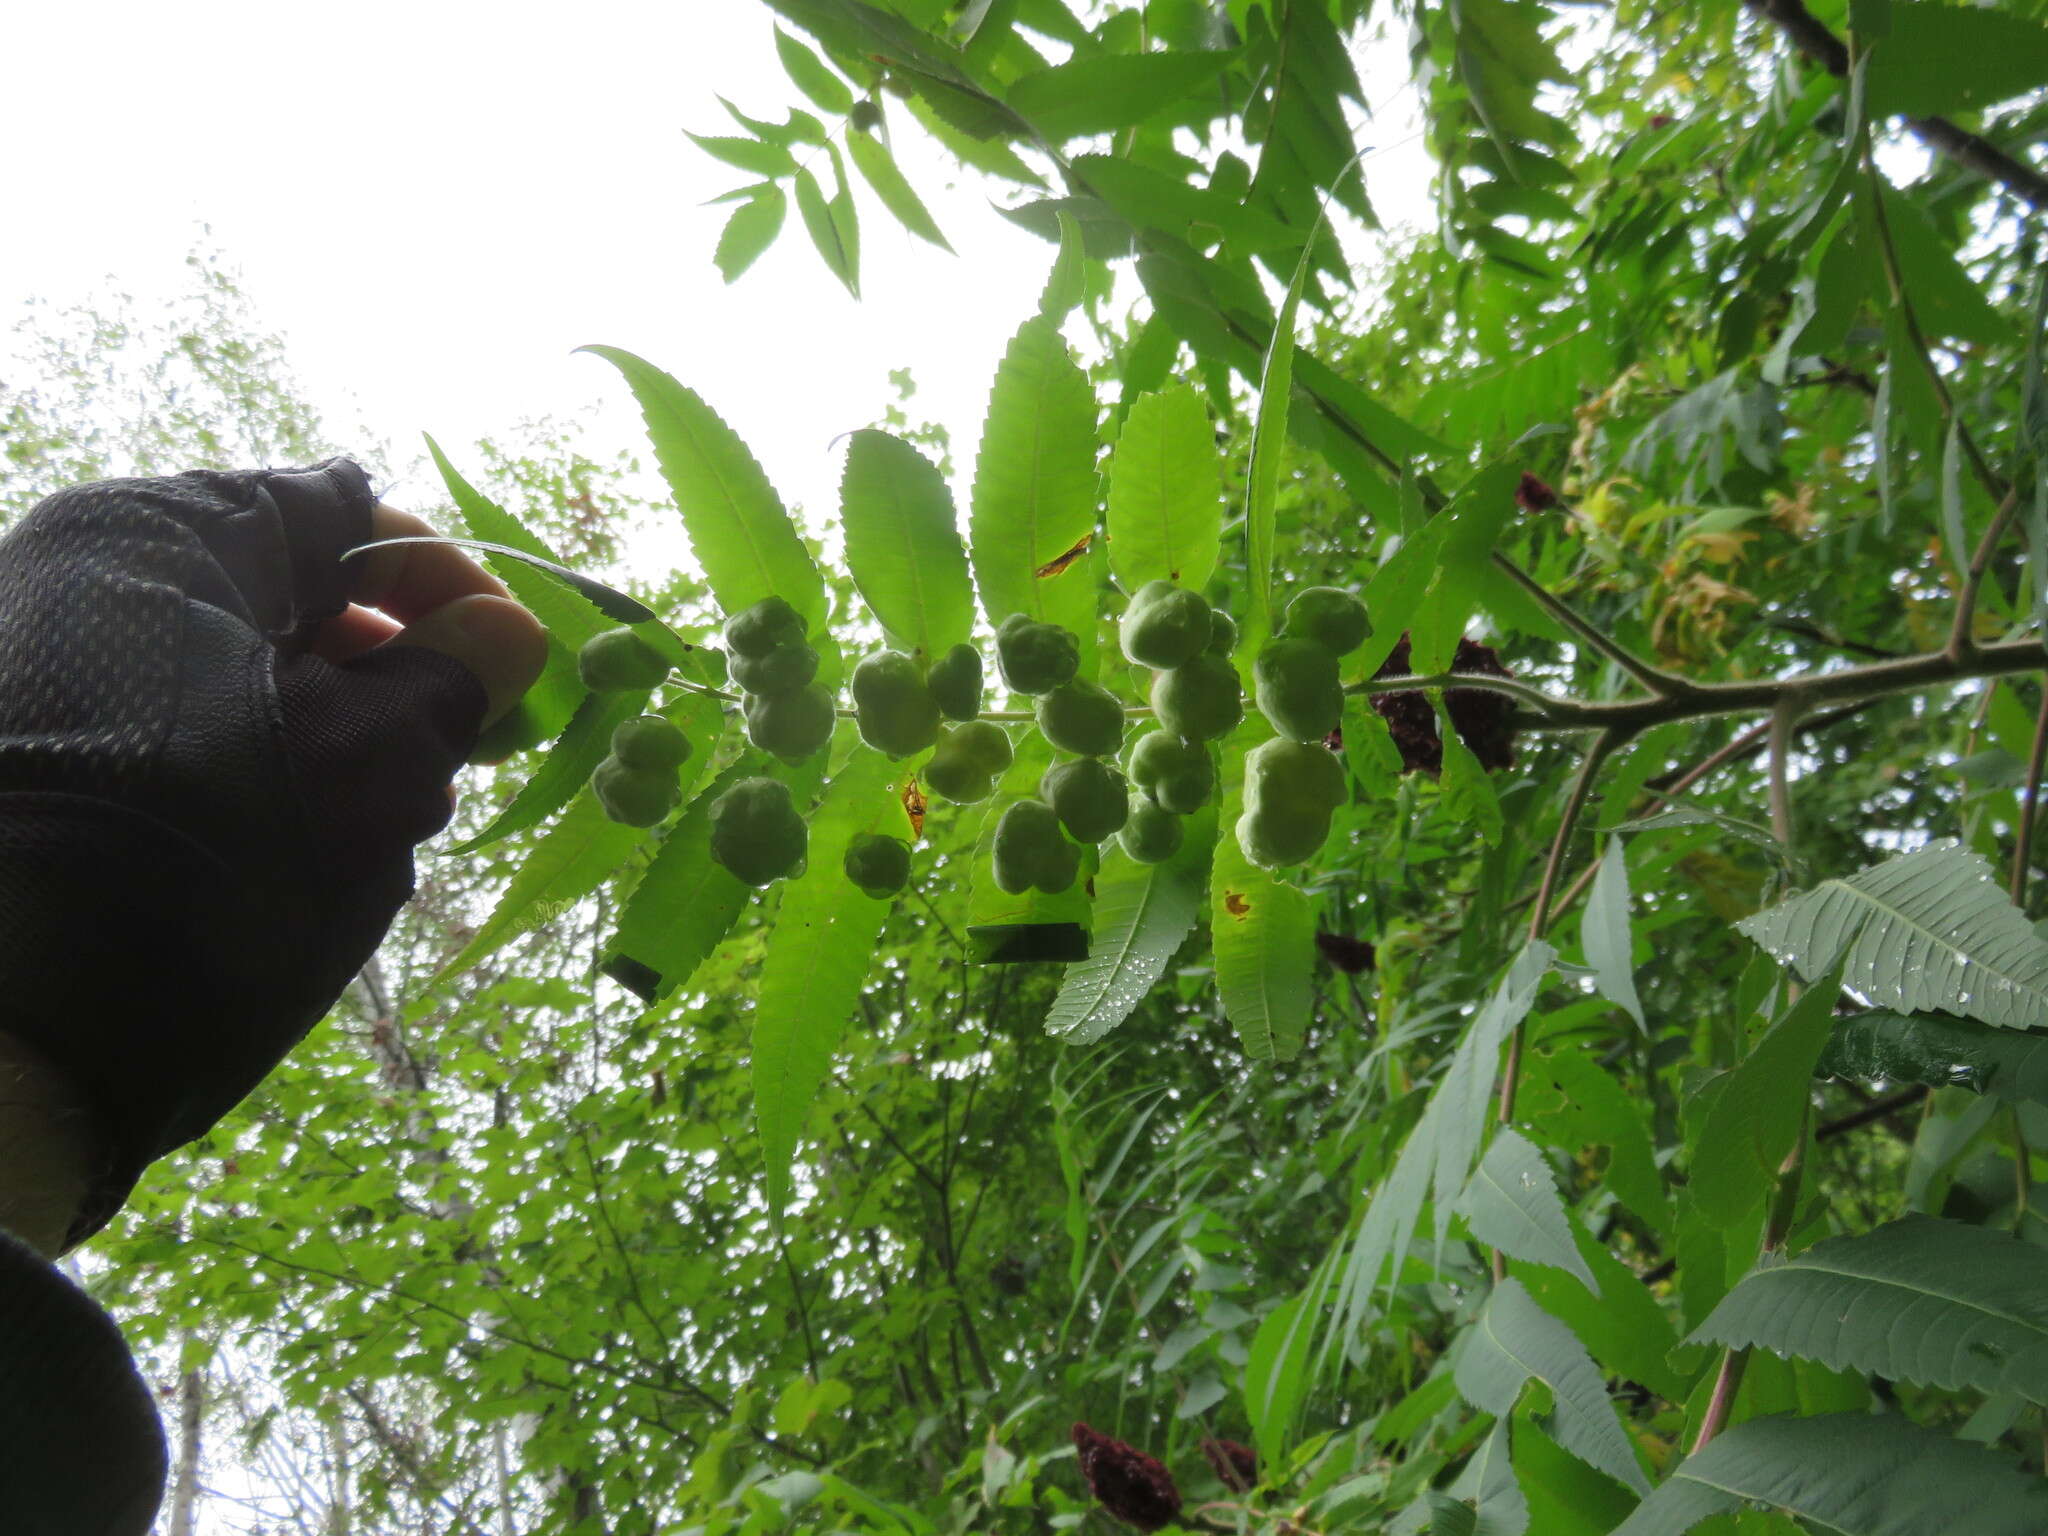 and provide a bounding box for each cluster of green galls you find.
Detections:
[572,579,1370,902]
